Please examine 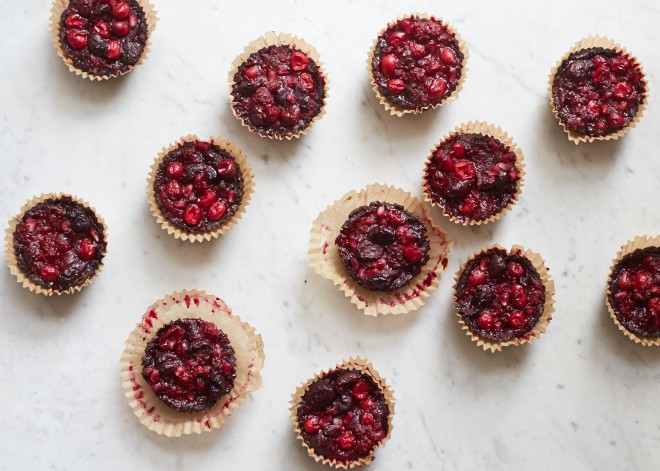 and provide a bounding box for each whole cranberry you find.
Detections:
[111,20,129,37]
[41,264,59,282]
[440,47,457,65]
[468,269,487,287]
[112,1,131,20]
[198,190,217,208]
[451,141,466,157]
[380,54,397,78]
[509,311,526,328]
[607,111,625,128]
[338,432,355,450]
[65,14,85,29]
[477,312,494,330]
[280,105,301,127]
[402,244,423,262]
[352,380,369,400]
[304,416,320,433]
[106,39,121,59]
[217,160,237,179]
[633,271,650,291]
[299,73,315,92]
[289,51,309,71]
[426,77,447,98]
[93,21,110,39]
[184,204,202,226]
[165,162,184,179]
[387,30,407,46]
[617,270,632,291]
[454,161,475,180]
[207,201,227,221]
[66,31,88,50]
[244,65,262,79]
[77,239,97,260]
[508,262,524,277]
[387,79,405,94]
